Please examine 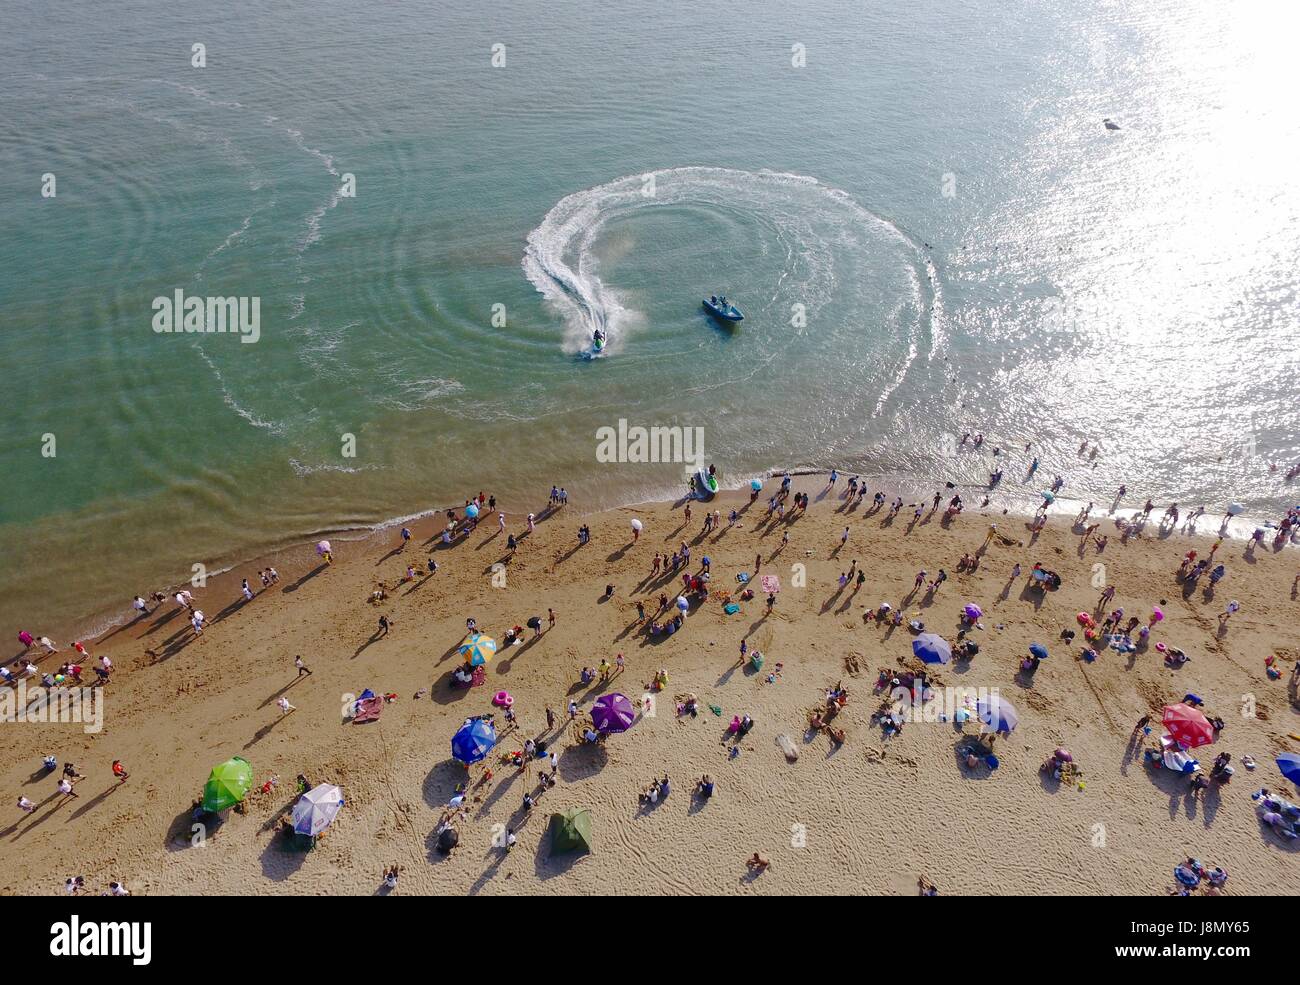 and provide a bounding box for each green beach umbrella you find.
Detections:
[549,809,593,856]
[202,756,254,812]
